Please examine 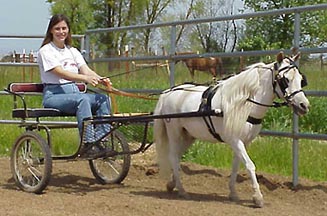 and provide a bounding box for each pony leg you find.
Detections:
[168,151,189,198]
[228,154,240,202]
[231,140,264,208]
[210,68,217,81]
[189,68,195,80]
[166,175,176,192]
